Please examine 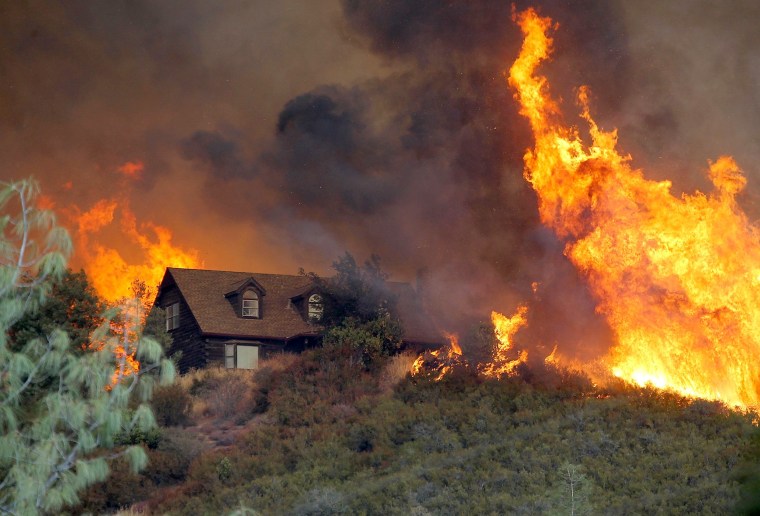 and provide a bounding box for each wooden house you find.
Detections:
[154,267,442,372]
